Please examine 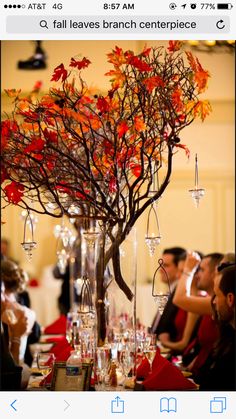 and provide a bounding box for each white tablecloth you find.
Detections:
[28,265,61,327]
